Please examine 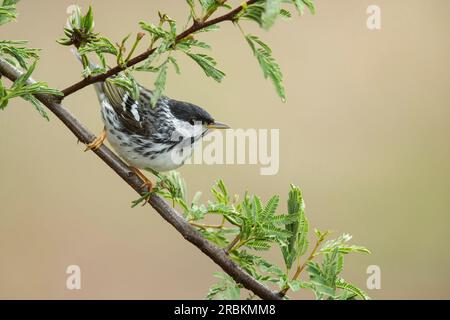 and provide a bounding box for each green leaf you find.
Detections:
[0,59,61,119]
[245,34,285,101]
[139,21,169,40]
[0,80,8,109]
[11,59,36,89]
[238,1,265,26]
[200,228,234,247]
[303,0,316,14]
[3,0,20,5]
[258,259,284,277]
[263,225,292,239]
[131,192,151,208]
[322,247,340,285]
[77,37,118,56]
[82,6,94,32]
[282,184,308,270]
[296,210,309,257]
[168,56,181,74]
[185,0,195,10]
[193,24,220,33]
[107,73,140,101]
[0,1,18,26]
[321,244,371,255]
[314,228,329,239]
[262,195,279,218]
[245,239,271,251]
[293,0,316,15]
[262,0,283,29]
[239,1,292,27]
[135,47,163,73]
[151,59,168,106]
[199,0,229,16]
[287,184,304,216]
[212,179,230,205]
[176,38,211,51]
[24,95,49,121]
[335,279,370,300]
[206,272,241,300]
[272,213,299,225]
[306,261,336,298]
[186,52,225,82]
[130,171,370,300]
[287,279,310,292]
[199,0,216,11]
[58,5,100,48]
[152,170,188,208]
[279,8,292,19]
[0,40,40,69]
[253,195,263,216]
[320,233,371,255]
